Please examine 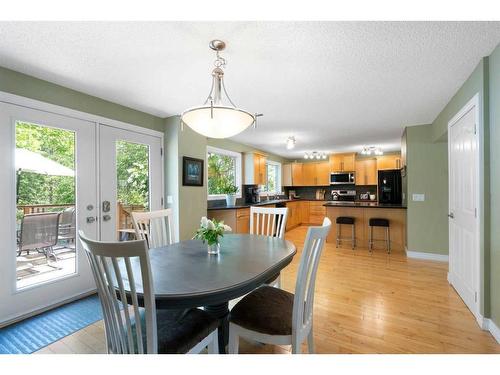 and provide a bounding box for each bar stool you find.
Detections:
[335,216,355,249]
[368,218,390,253]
